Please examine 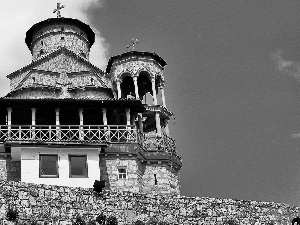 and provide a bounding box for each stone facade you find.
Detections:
[0,180,298,224]
[0,157,21,182]
[31,24,90,61]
